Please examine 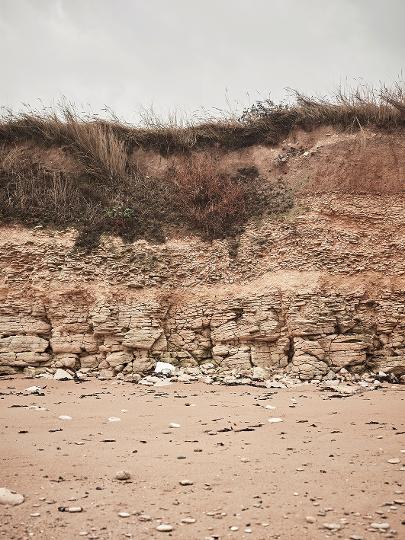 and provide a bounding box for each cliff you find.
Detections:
[0,125,404,383]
